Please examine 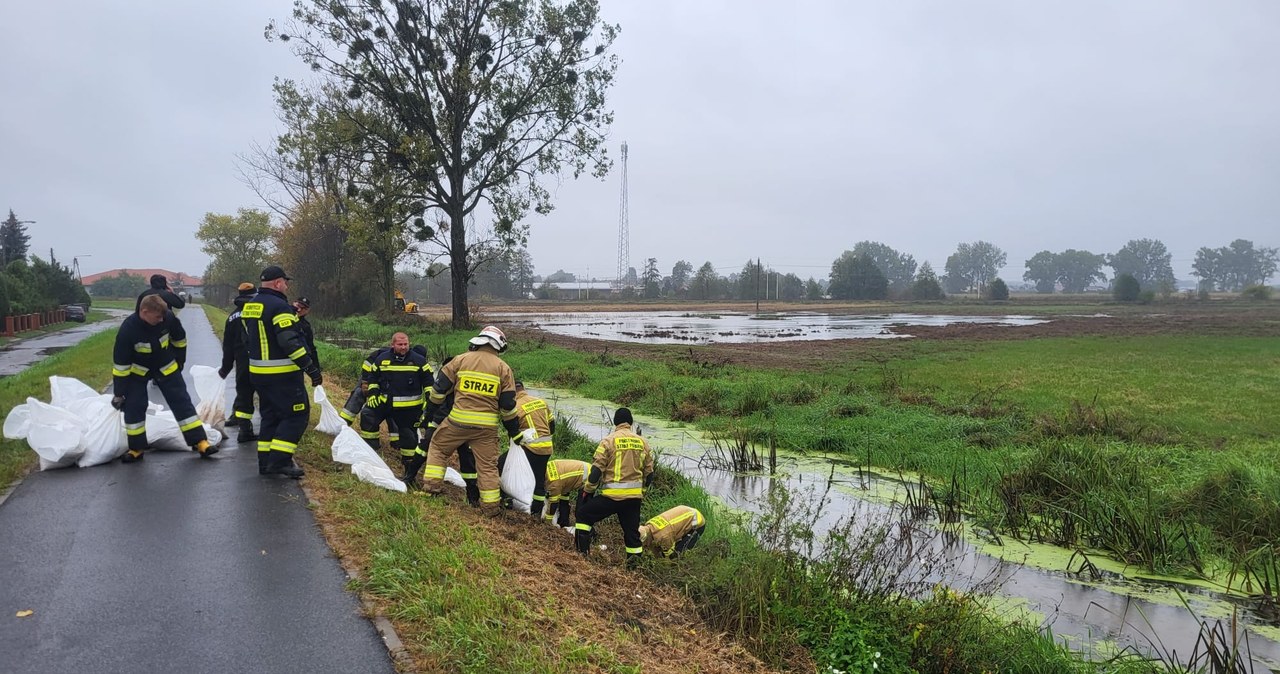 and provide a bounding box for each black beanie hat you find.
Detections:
[613,408,633,426]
